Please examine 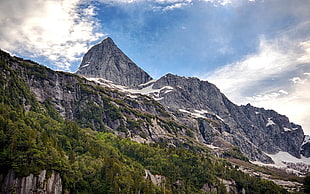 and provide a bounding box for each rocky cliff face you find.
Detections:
[301,135,310,157]
[1,50,193,149]
[0,170,62,194]
[76,37,153,87]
